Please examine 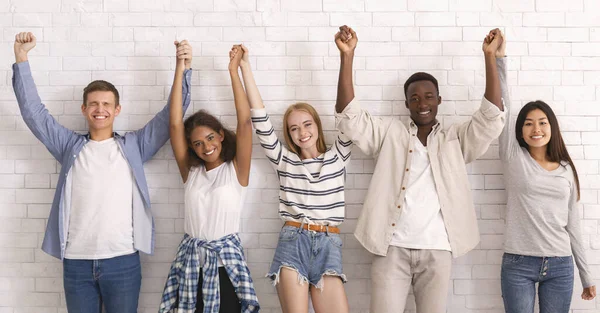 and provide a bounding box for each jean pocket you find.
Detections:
[502,253,524,265]
[327,233,343,248]
[556,255,573,264]
[279,227,300,242]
